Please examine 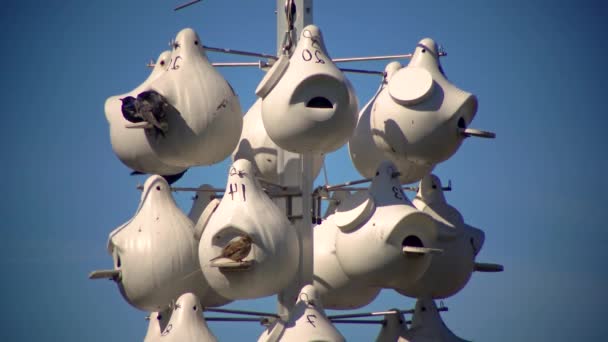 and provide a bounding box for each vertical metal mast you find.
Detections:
[275,0,314,318]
